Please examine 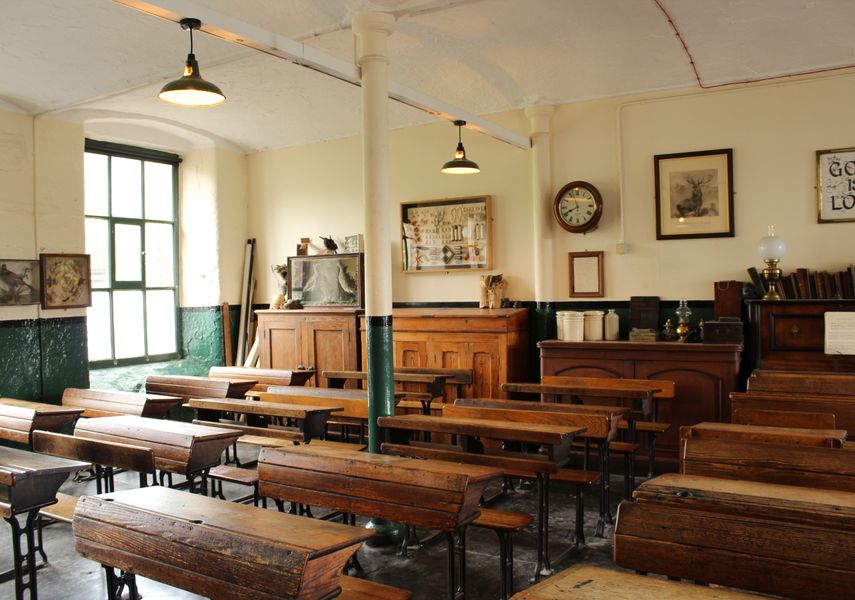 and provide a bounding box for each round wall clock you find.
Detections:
[553,181,603,233]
